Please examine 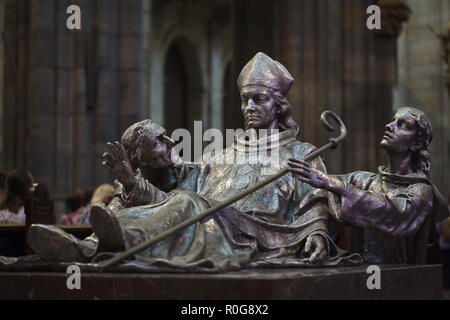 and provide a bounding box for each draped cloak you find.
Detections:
[0,130,363,272]
[327,166,449,264]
